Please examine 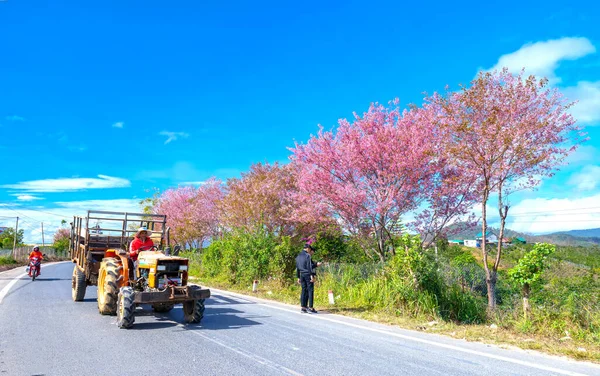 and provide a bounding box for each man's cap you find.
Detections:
[304,244,314,251]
